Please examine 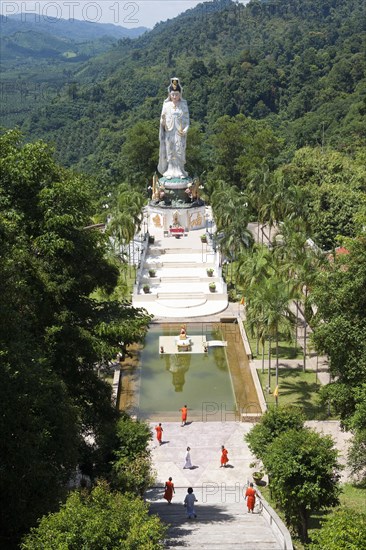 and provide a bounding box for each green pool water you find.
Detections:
[138,324,236,420]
